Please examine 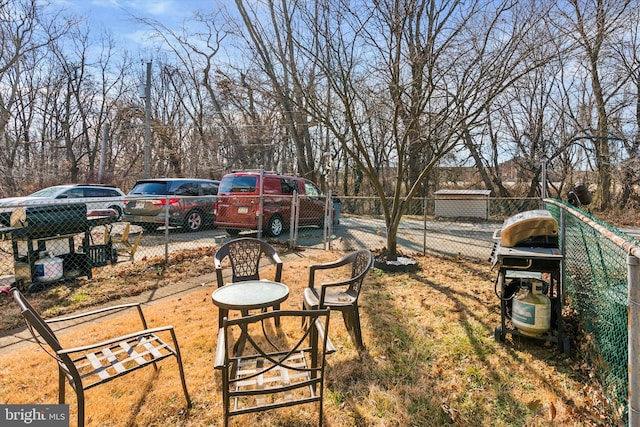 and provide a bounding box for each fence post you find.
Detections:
[422,196,427,255]
[323,191,333,250]
[629,252,640,426]
[258,168,264,239]
[288,191,300,248]
[164,196,170,265]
